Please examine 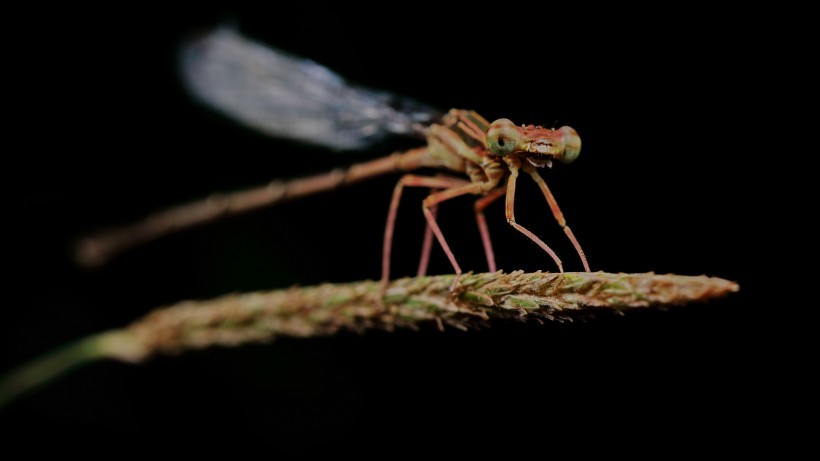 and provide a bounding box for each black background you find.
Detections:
[1,3,800,454]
